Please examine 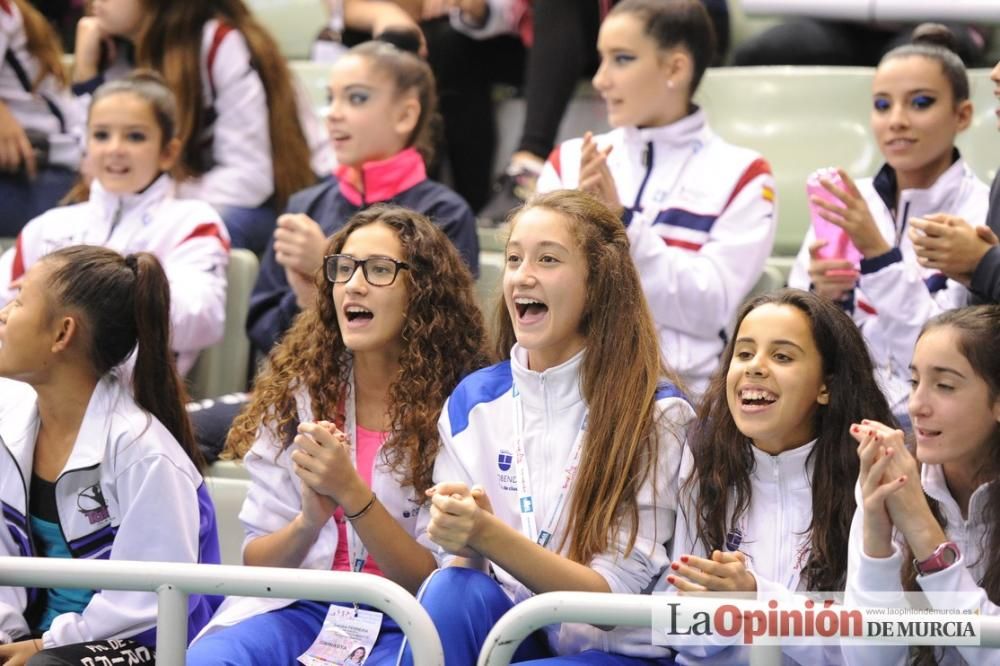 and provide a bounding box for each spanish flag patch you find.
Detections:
[762,185,775,202]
